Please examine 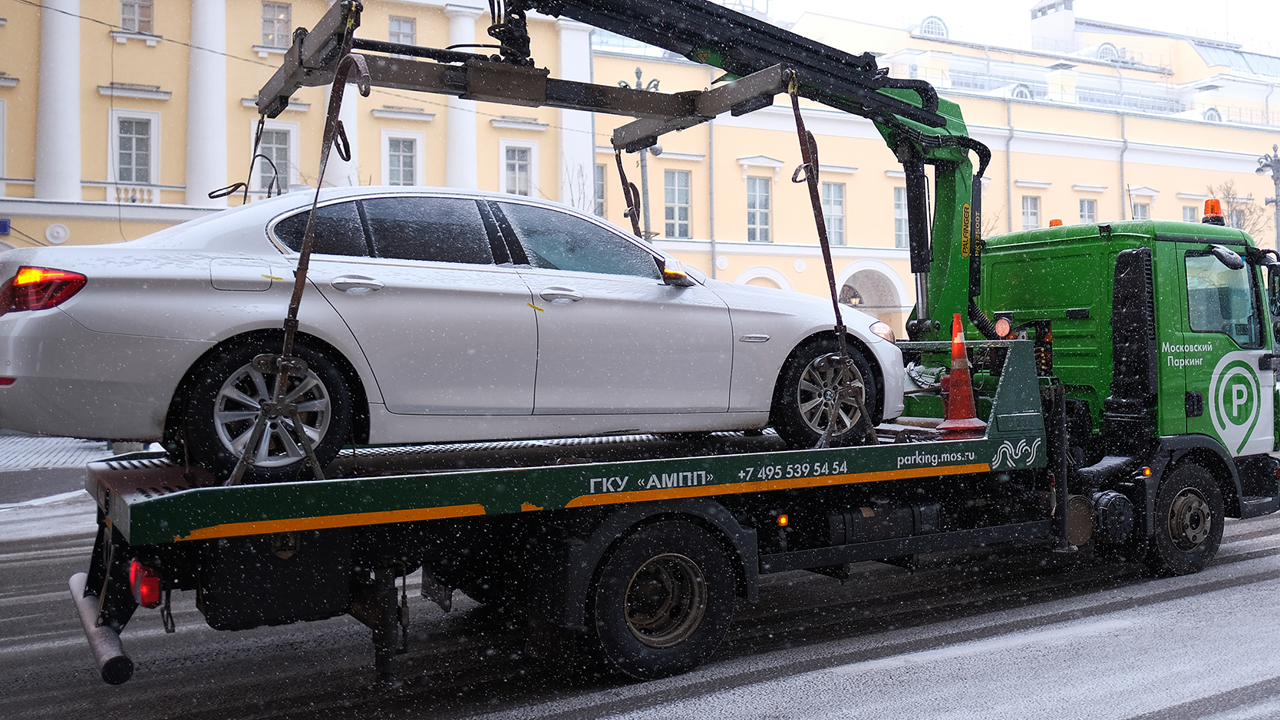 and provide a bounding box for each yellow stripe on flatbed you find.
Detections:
[175,503,487,542]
